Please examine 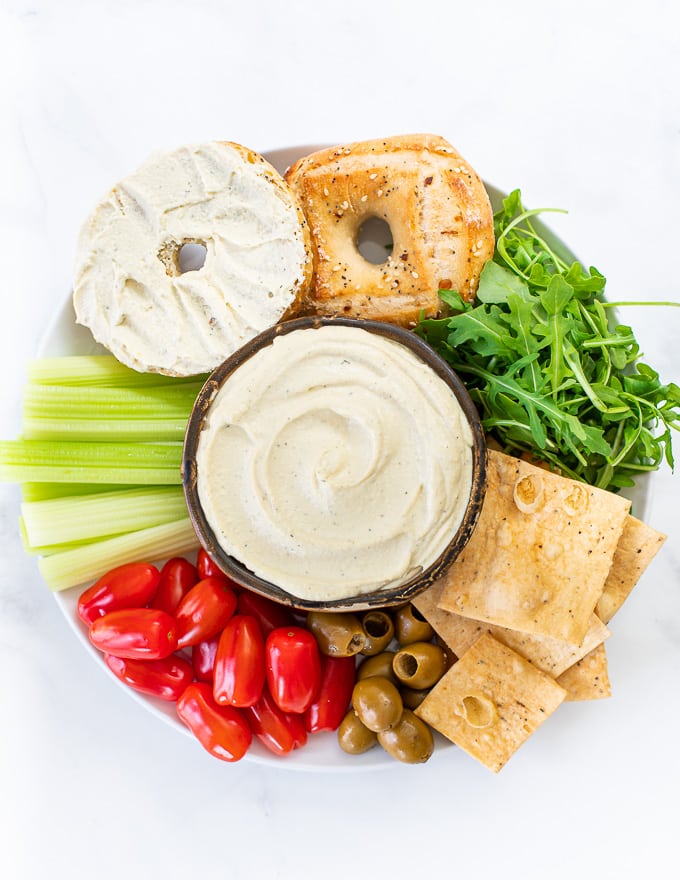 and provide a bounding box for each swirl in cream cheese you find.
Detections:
[196,325,474,601]
[73,142,310,376]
